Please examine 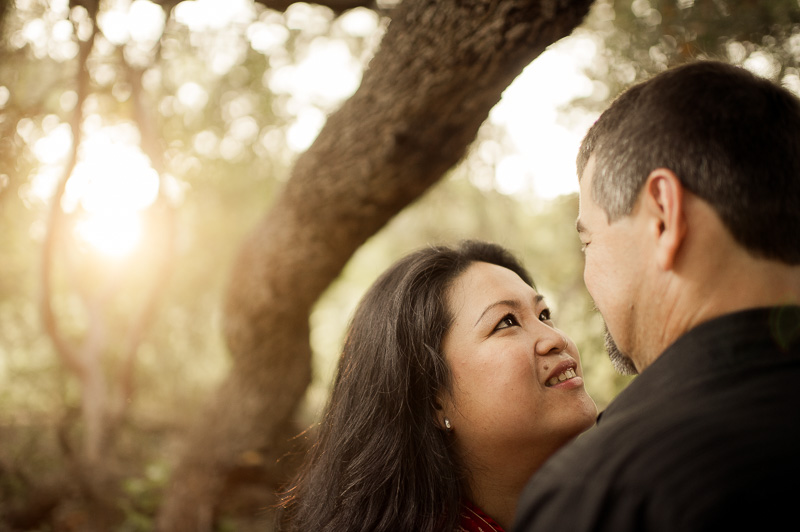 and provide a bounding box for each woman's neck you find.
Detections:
[464,447,550,529]
[470,484,518,529]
